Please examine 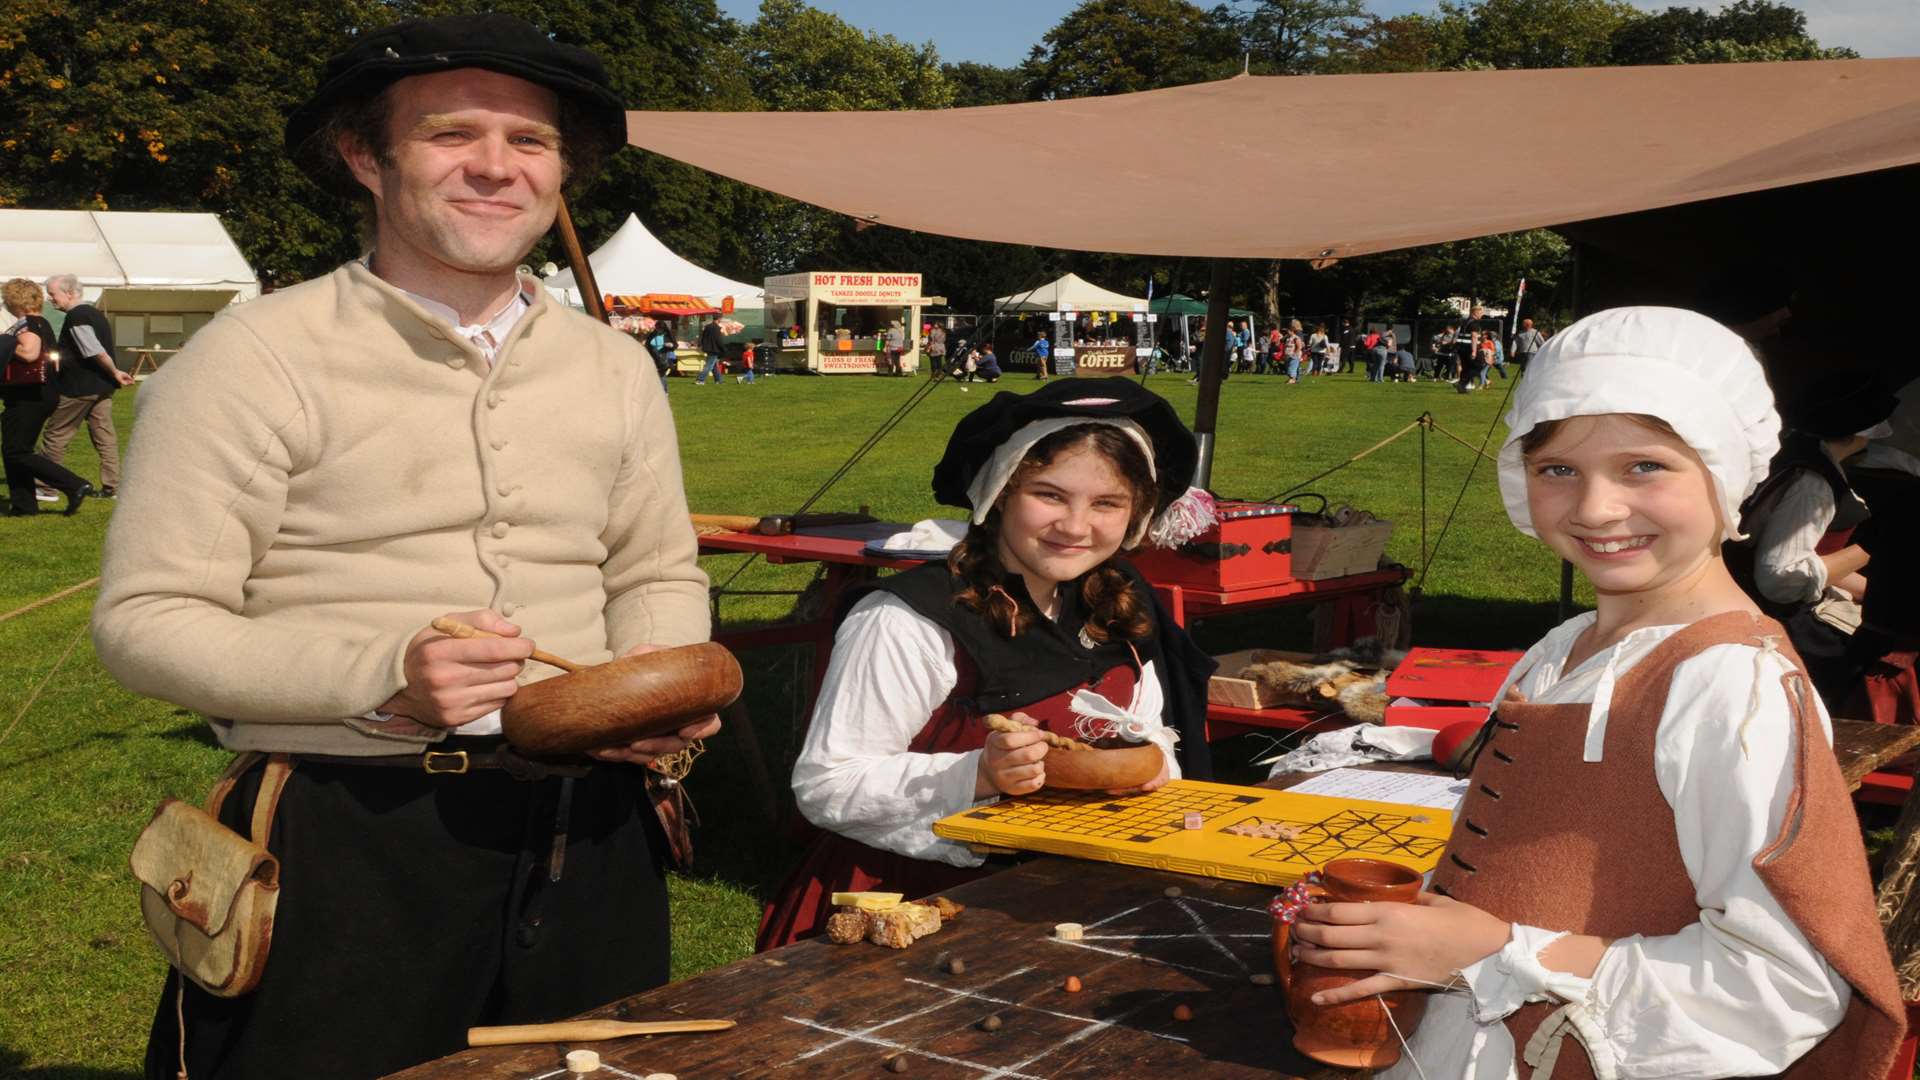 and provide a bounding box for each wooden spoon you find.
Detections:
[467,1018,736,1046]
[431,616,585,673]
